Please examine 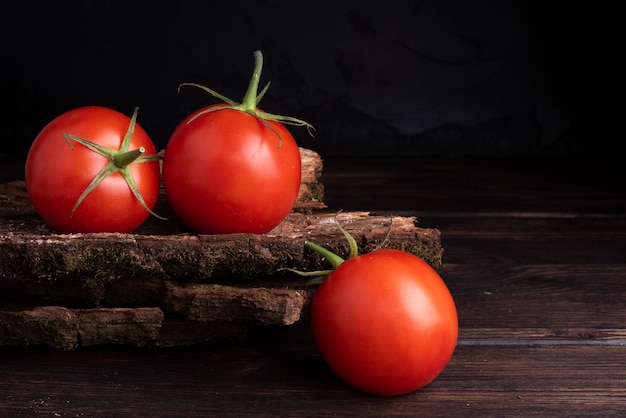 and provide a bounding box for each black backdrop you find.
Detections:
[1,0,620,163]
